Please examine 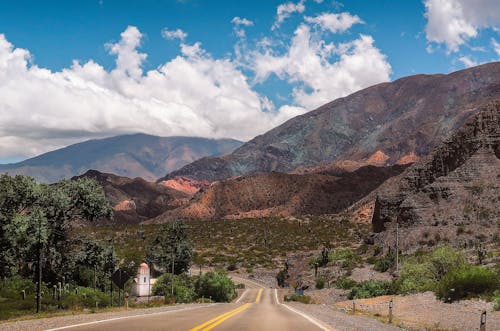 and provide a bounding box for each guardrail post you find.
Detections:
[388,299,393,324]
[480,311,486,331]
